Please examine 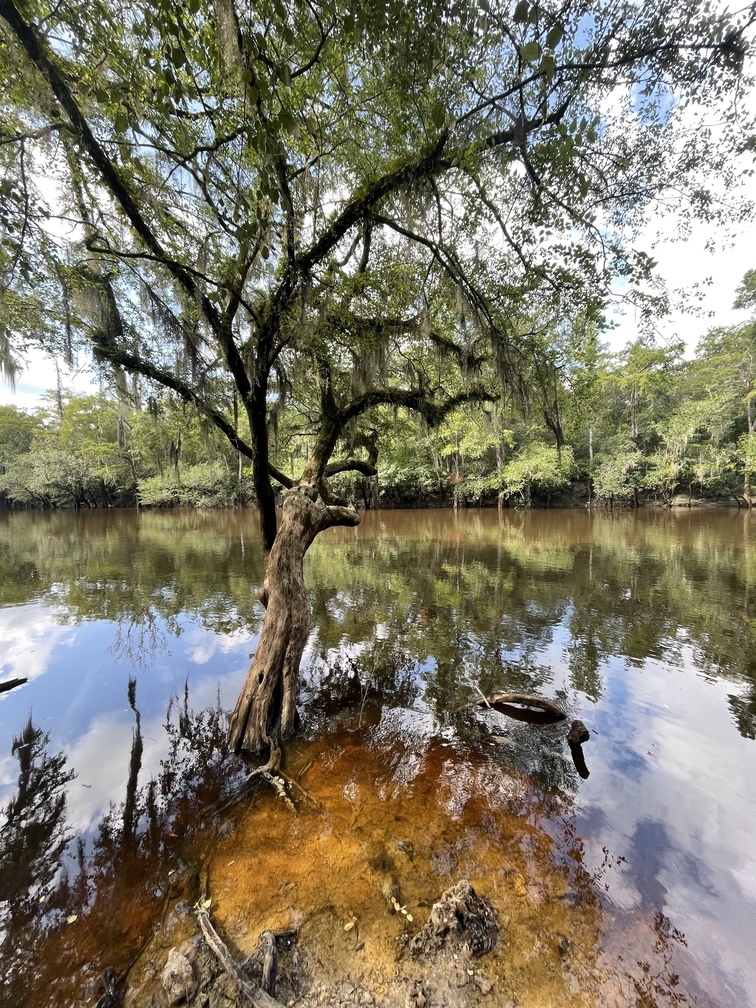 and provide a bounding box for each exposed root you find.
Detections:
[276,769,319,809]
[195,875,284,1008]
